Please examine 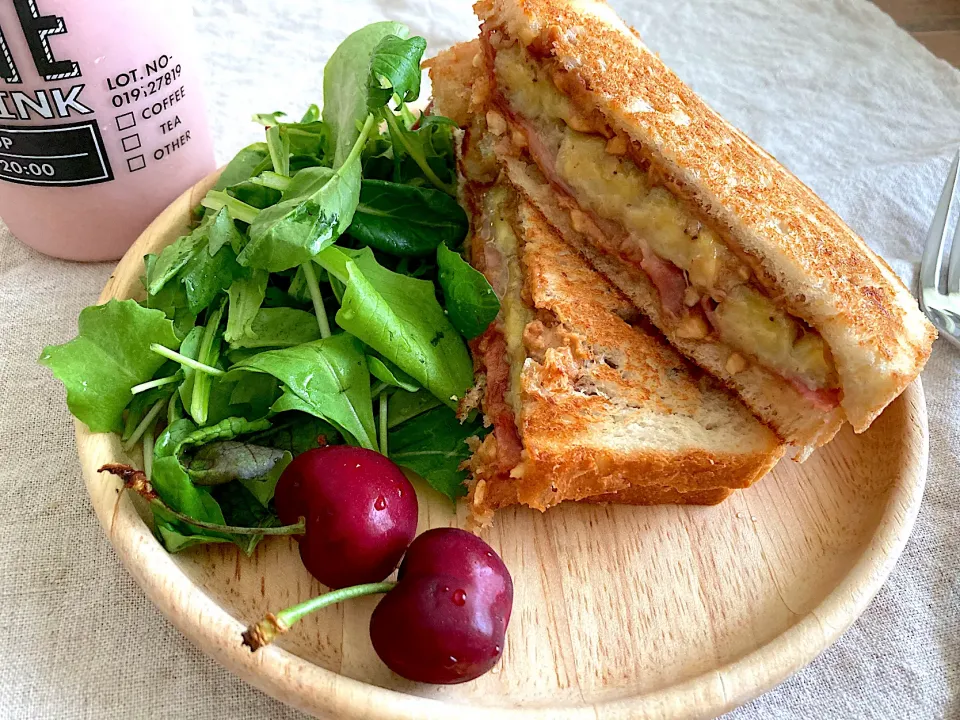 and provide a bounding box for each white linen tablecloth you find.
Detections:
[0,0,957,717]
